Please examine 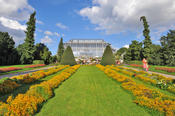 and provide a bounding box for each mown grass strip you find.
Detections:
[36,66,150,116]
